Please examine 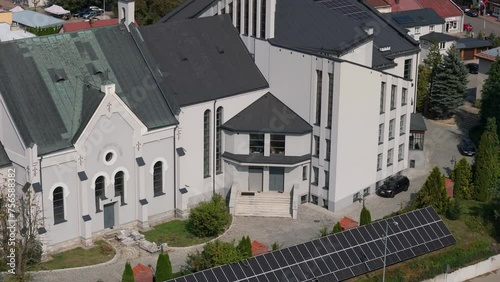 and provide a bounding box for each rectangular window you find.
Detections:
[402,88,407,106]
[390,85,397,110]
[439,42,445,49]
[414,27,420,35]
[353,192,360,203]
[302,166,308,180]
[313,167,319,185]
[270,134,285,155]
[400,114,406,135]
[409,132,425,150]
[236,0,241,33]
[389,119,395,140]
[311,195,318,205]
[252,0,257,37]
[363,187,370,197]
[380,82,386,114]
[204,110,211,178]
[327,73,333,128]
[429,25,434,31]
[324,170,329,189]
[398,144,404,161]
[315,70,322,125]
[325,139,331,161]
[314,135,320,157]
[249,134,264,154]
[323,200,328,210]
[377,153,382,171]
[301,195,307,204]
[260,0,266,38]
[378,124,384,144]
[244,0,249,35]
[404,59,412,80]
[216,108,223,173]
[387,149,393,166]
